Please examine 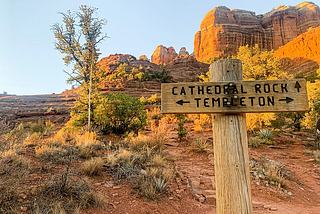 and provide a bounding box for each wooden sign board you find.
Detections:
[161,79,308,114]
